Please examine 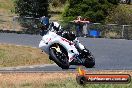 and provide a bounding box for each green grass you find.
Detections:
[0,0,15,30]
[1,77,131,88]
[0,44,53,67]
[0,0,13,10]
[42,78,132,88]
